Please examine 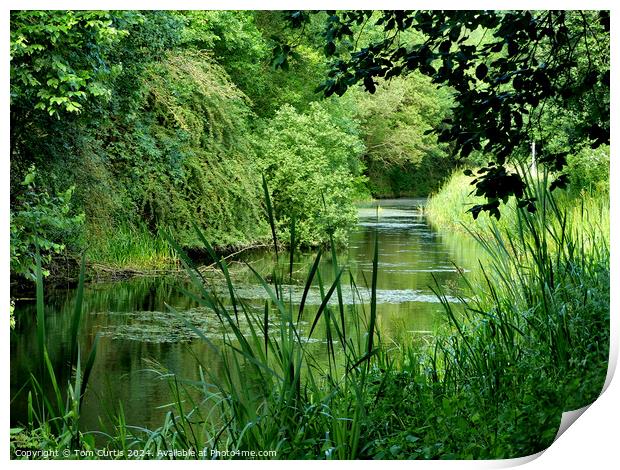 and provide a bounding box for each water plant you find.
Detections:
[10,170,609,460]
[11,252,100,457]
[365,166,610,459]
[98,183,383,459]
